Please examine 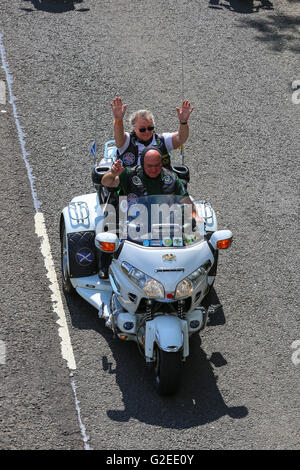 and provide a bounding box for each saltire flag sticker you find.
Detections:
[76,249,93,265]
